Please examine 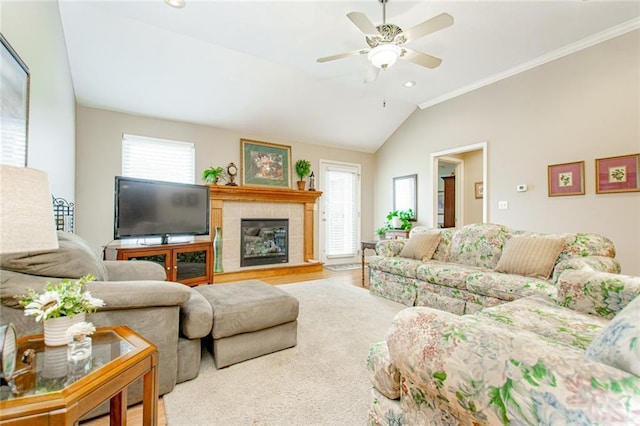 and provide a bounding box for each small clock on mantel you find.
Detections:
[225,162,238,186]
